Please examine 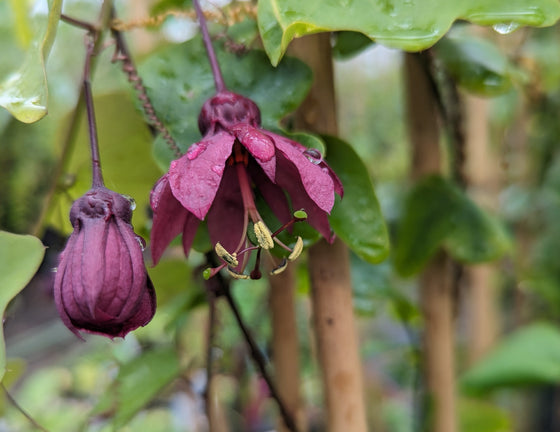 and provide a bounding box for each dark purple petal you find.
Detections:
[320,161,344,198]
[182,212,201,257]
[206,165,245,253]
[168,131,236,219]
[150,175,189,264]
[269,132,335,213]
[248,159,291,227]
[275,153,334,242]
[231,124,276,181]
